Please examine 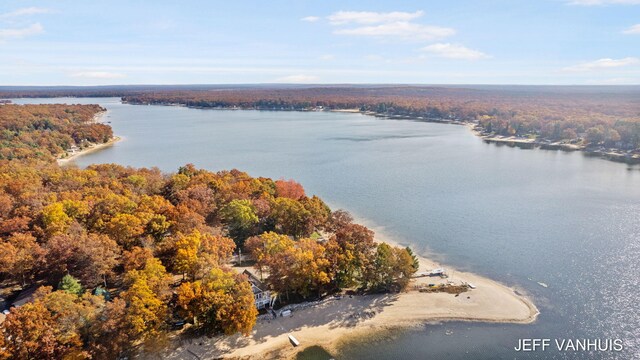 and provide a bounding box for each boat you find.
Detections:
[288,334,300,347]
[467,283,477,289]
